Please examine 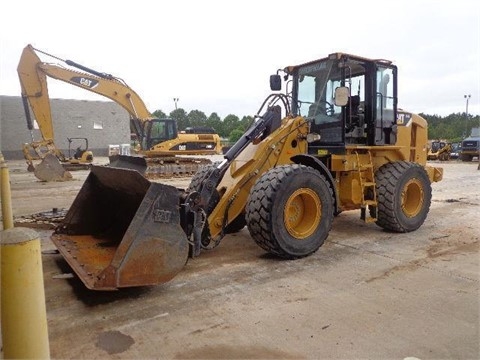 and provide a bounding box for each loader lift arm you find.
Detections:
[183,106,282,251]
[181,93,303,256]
